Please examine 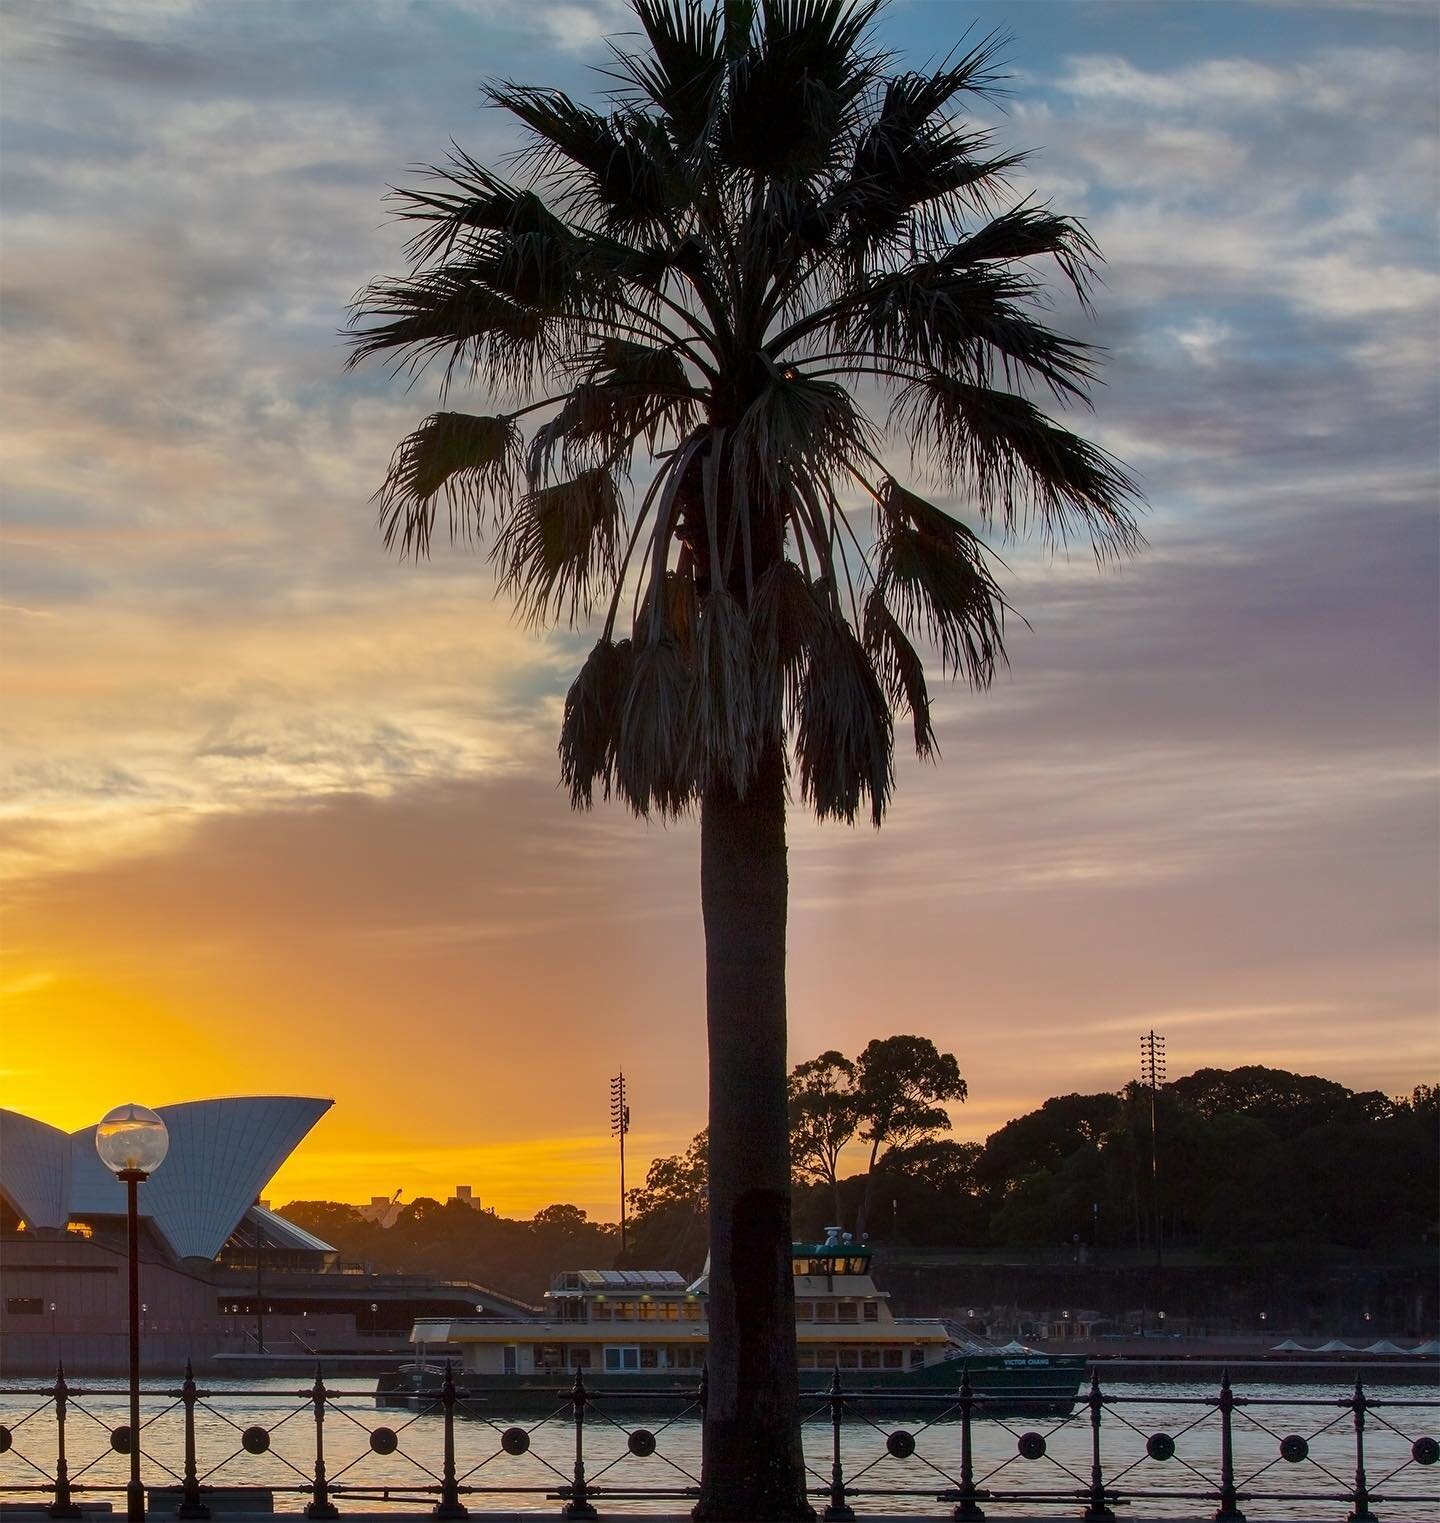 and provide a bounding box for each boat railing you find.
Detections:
[1,1361,1436,1519]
